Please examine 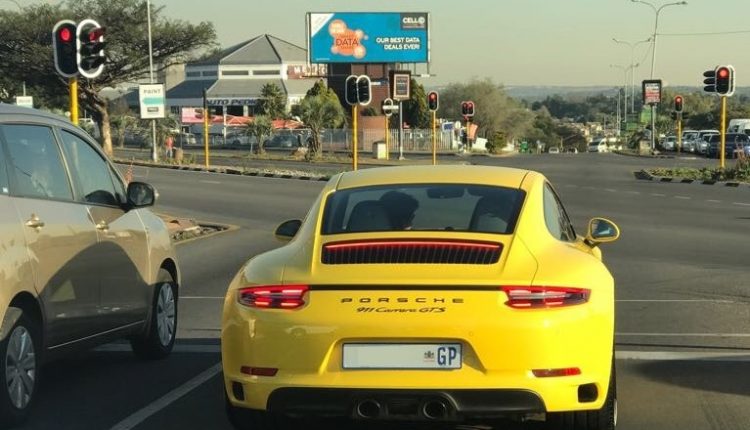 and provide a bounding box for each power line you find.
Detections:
[658,30,750,37]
